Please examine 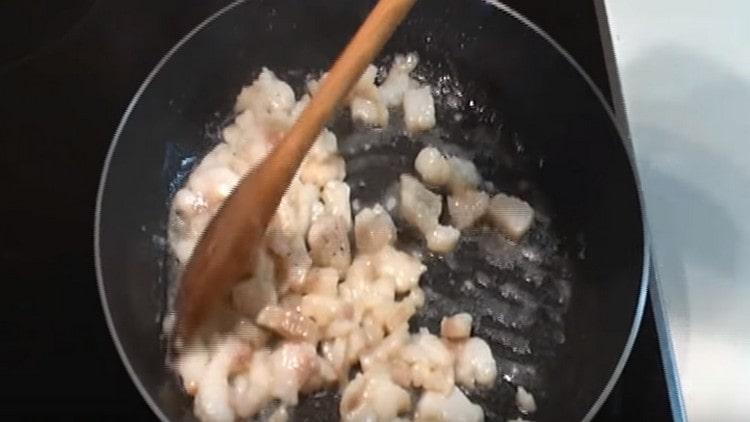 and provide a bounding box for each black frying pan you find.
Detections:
[95,1,649,420]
